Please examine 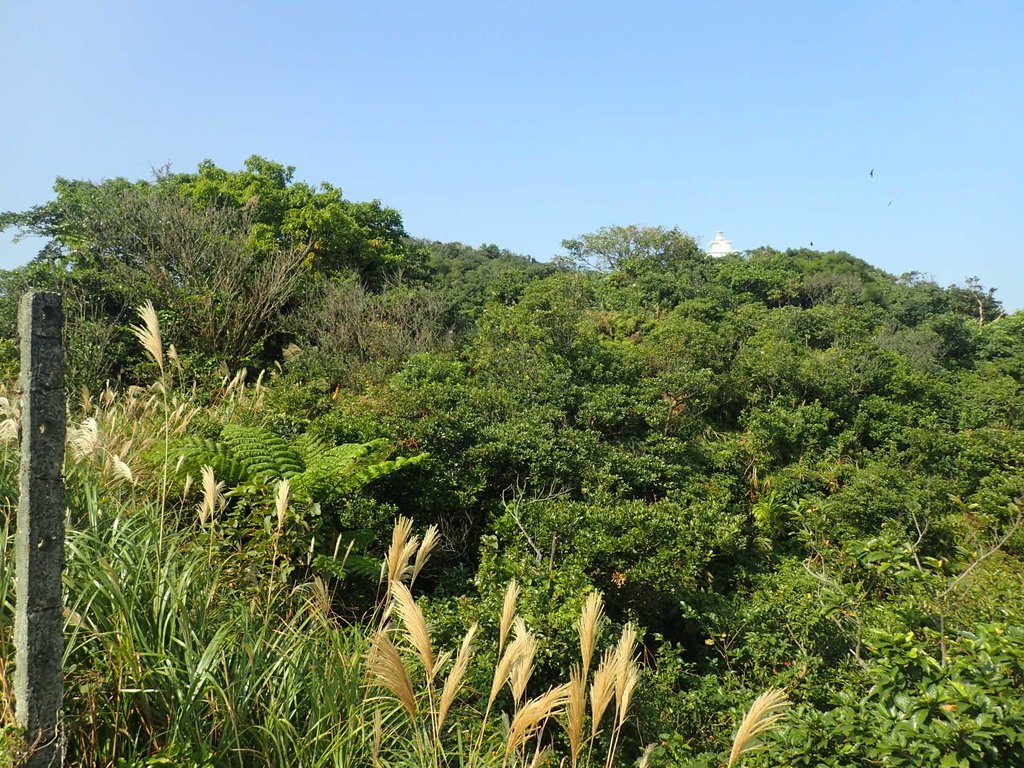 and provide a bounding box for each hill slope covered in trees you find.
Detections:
[1,158,1022,766]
